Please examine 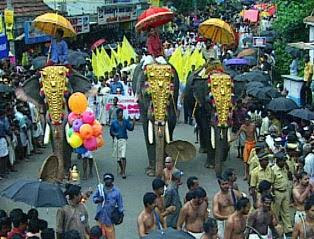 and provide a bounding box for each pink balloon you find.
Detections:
[84,137,97,151]
[68,112,80,126]
[82,111,95,125]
